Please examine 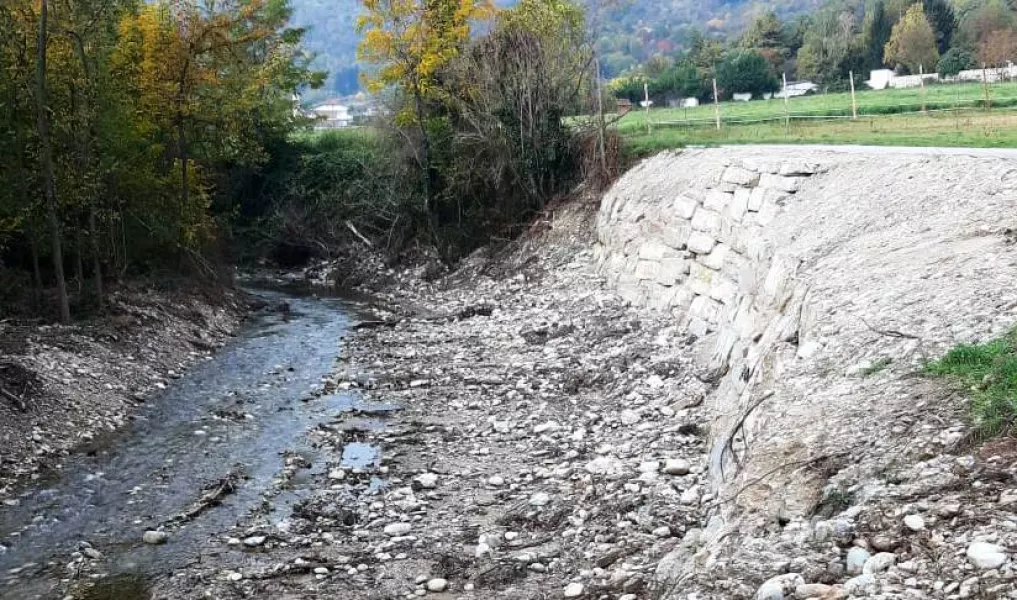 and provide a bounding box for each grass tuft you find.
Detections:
[927,328,1017,438]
